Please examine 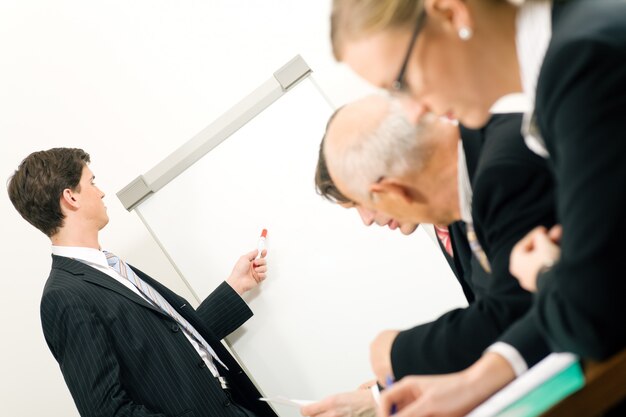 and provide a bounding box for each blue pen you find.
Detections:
[386,375,397,415]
